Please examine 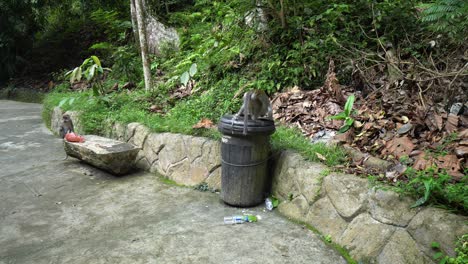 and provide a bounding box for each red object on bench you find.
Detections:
[65,132,85,143]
